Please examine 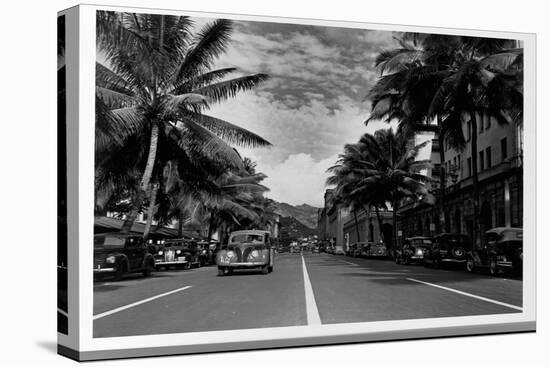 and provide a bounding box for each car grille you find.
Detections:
[242,247,252,262]
[164,249,175,262]
[93,255,106,267]
[235,247,243,262]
